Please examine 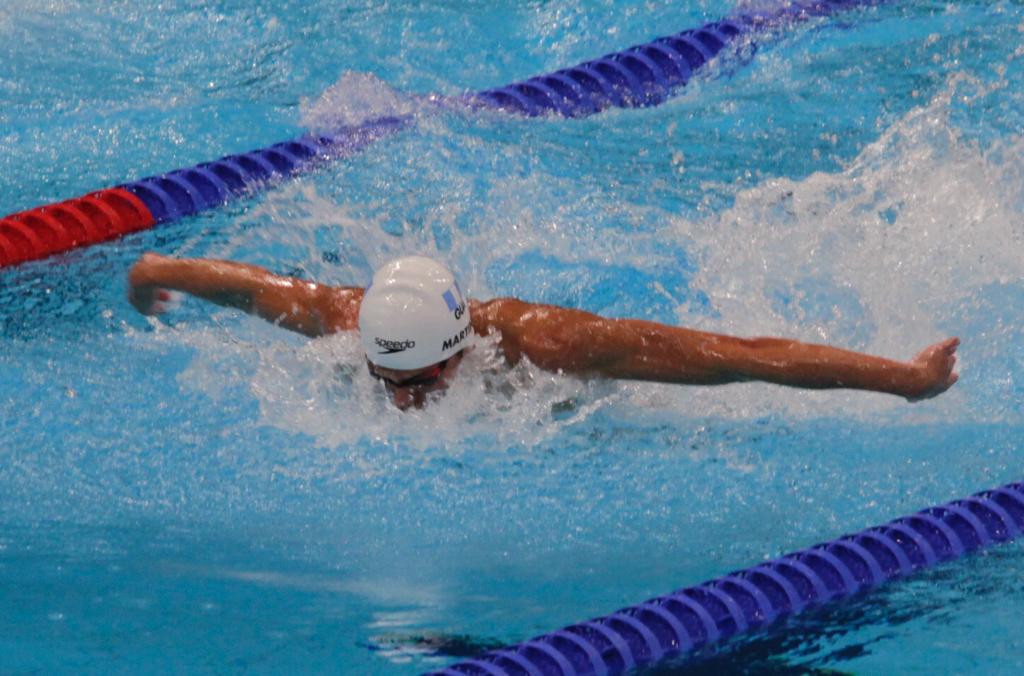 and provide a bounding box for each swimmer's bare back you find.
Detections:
[129,254,959,401]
